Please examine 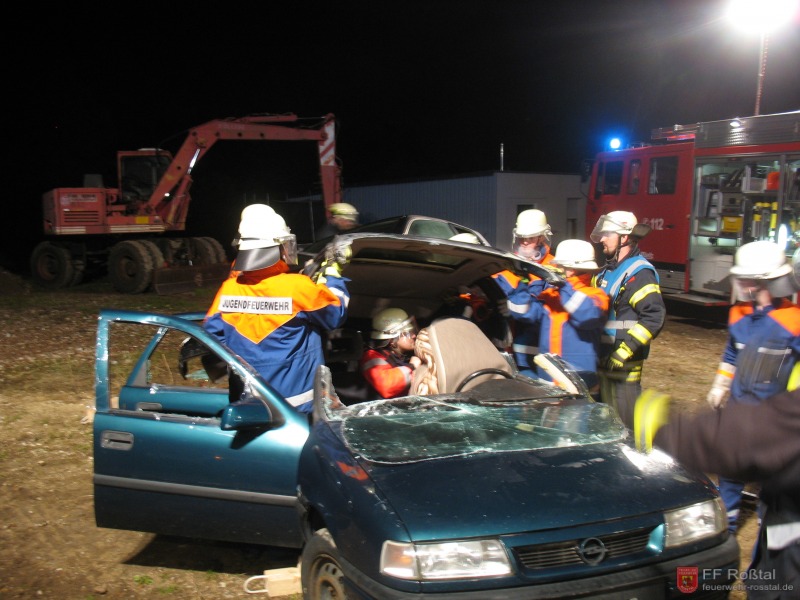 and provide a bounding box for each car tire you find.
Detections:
[301,528,351,600]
